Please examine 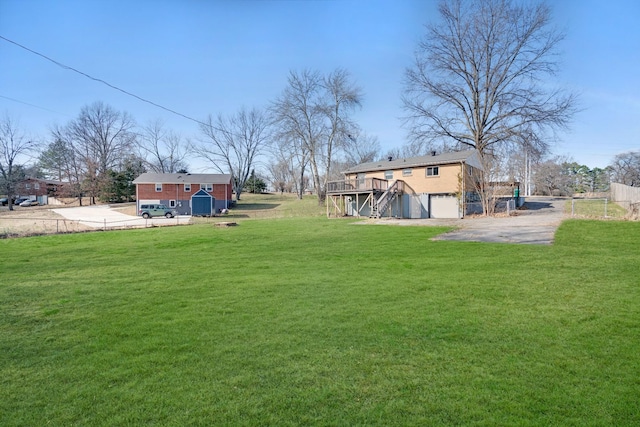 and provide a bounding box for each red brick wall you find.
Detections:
[16,179,55,197]
[137,183,233,201]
